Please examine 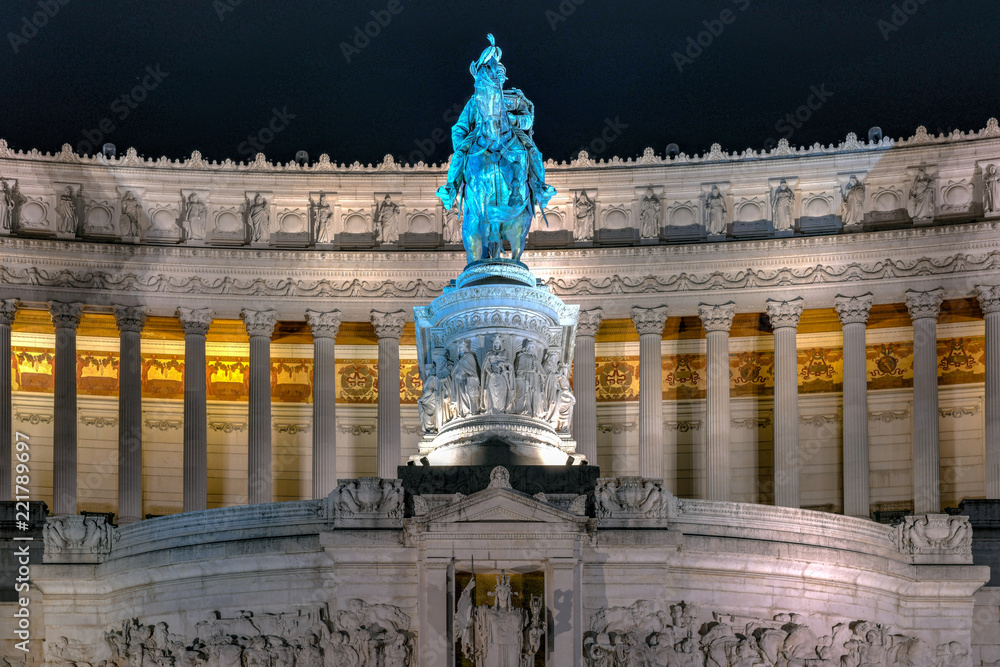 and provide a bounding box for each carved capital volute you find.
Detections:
[0,298,19,327]
[631,305,668,337]
[697,302,736,333]
[371,309,406,340]
[113,305,146,334]
[177,307,213,335]
[576,307,603,338]
[765,297,804,330]
[305,309,342,340]
[834,293,873,326]
[905,288,943,322]
[49,301,83,330]
[977,285,1000,316]
[241,308,279,339]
